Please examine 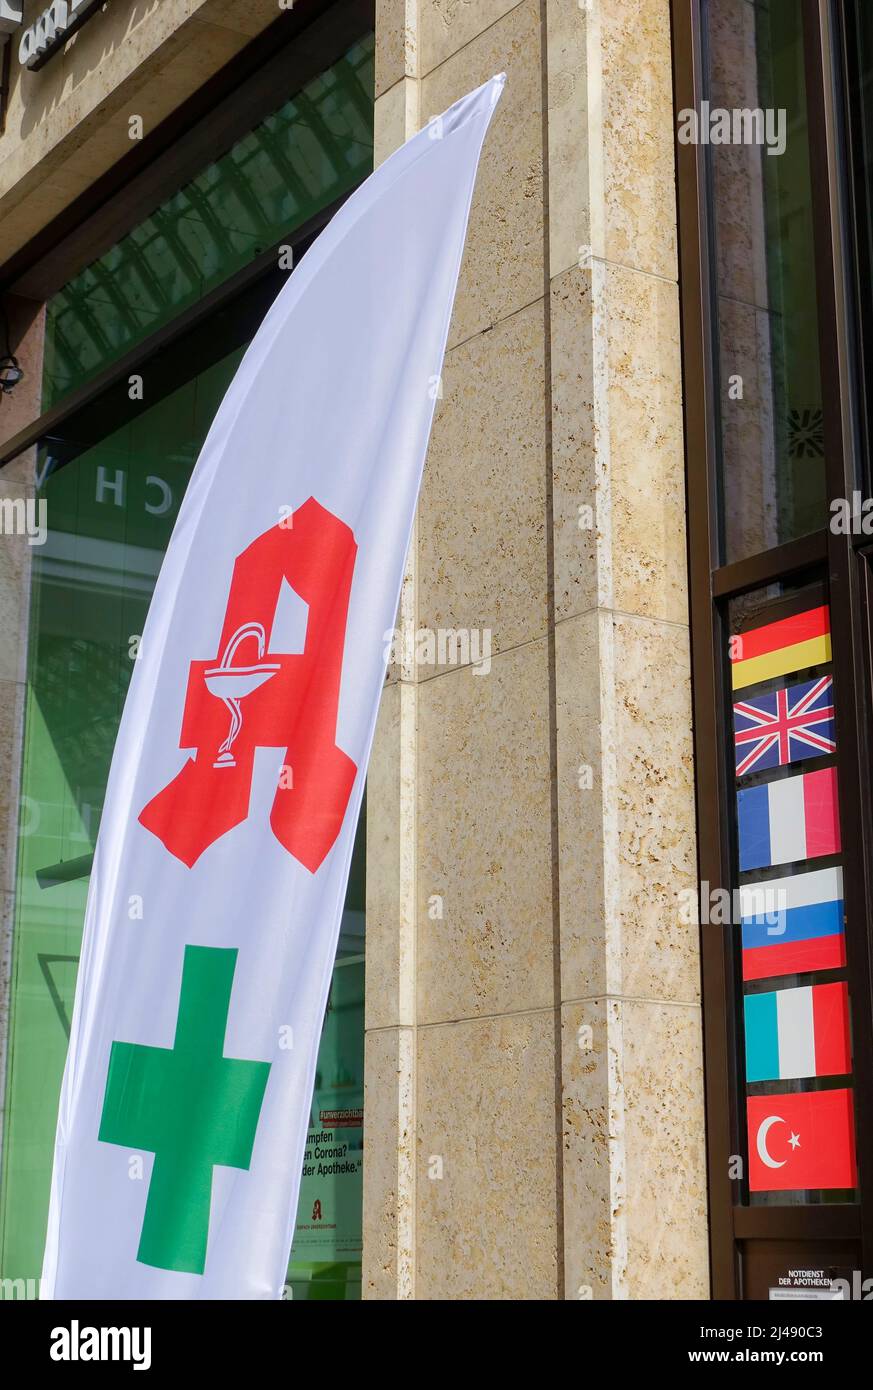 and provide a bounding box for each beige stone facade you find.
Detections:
[0,1,281,264]
[366,0,707,1298]
[0,0,708,1299]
